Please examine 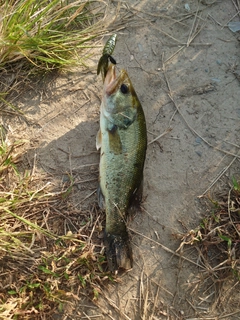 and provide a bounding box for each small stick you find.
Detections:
[223,140,240,149]
[77,190,96,205]
[199,156,238,197]
[218,310,240,319]
[187,4,200,47]
[164,46,185,65]
[222,10,240,29]
[228,187,240,237]
[88,215,100,243]
[130,6,188,26]
[100,293,132,320]
[161,55,240,160]
[129,227,206,269]
[208,13,223,27]
[148,127,172,145]
[231,0,240,18]
[149,283,160,320]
